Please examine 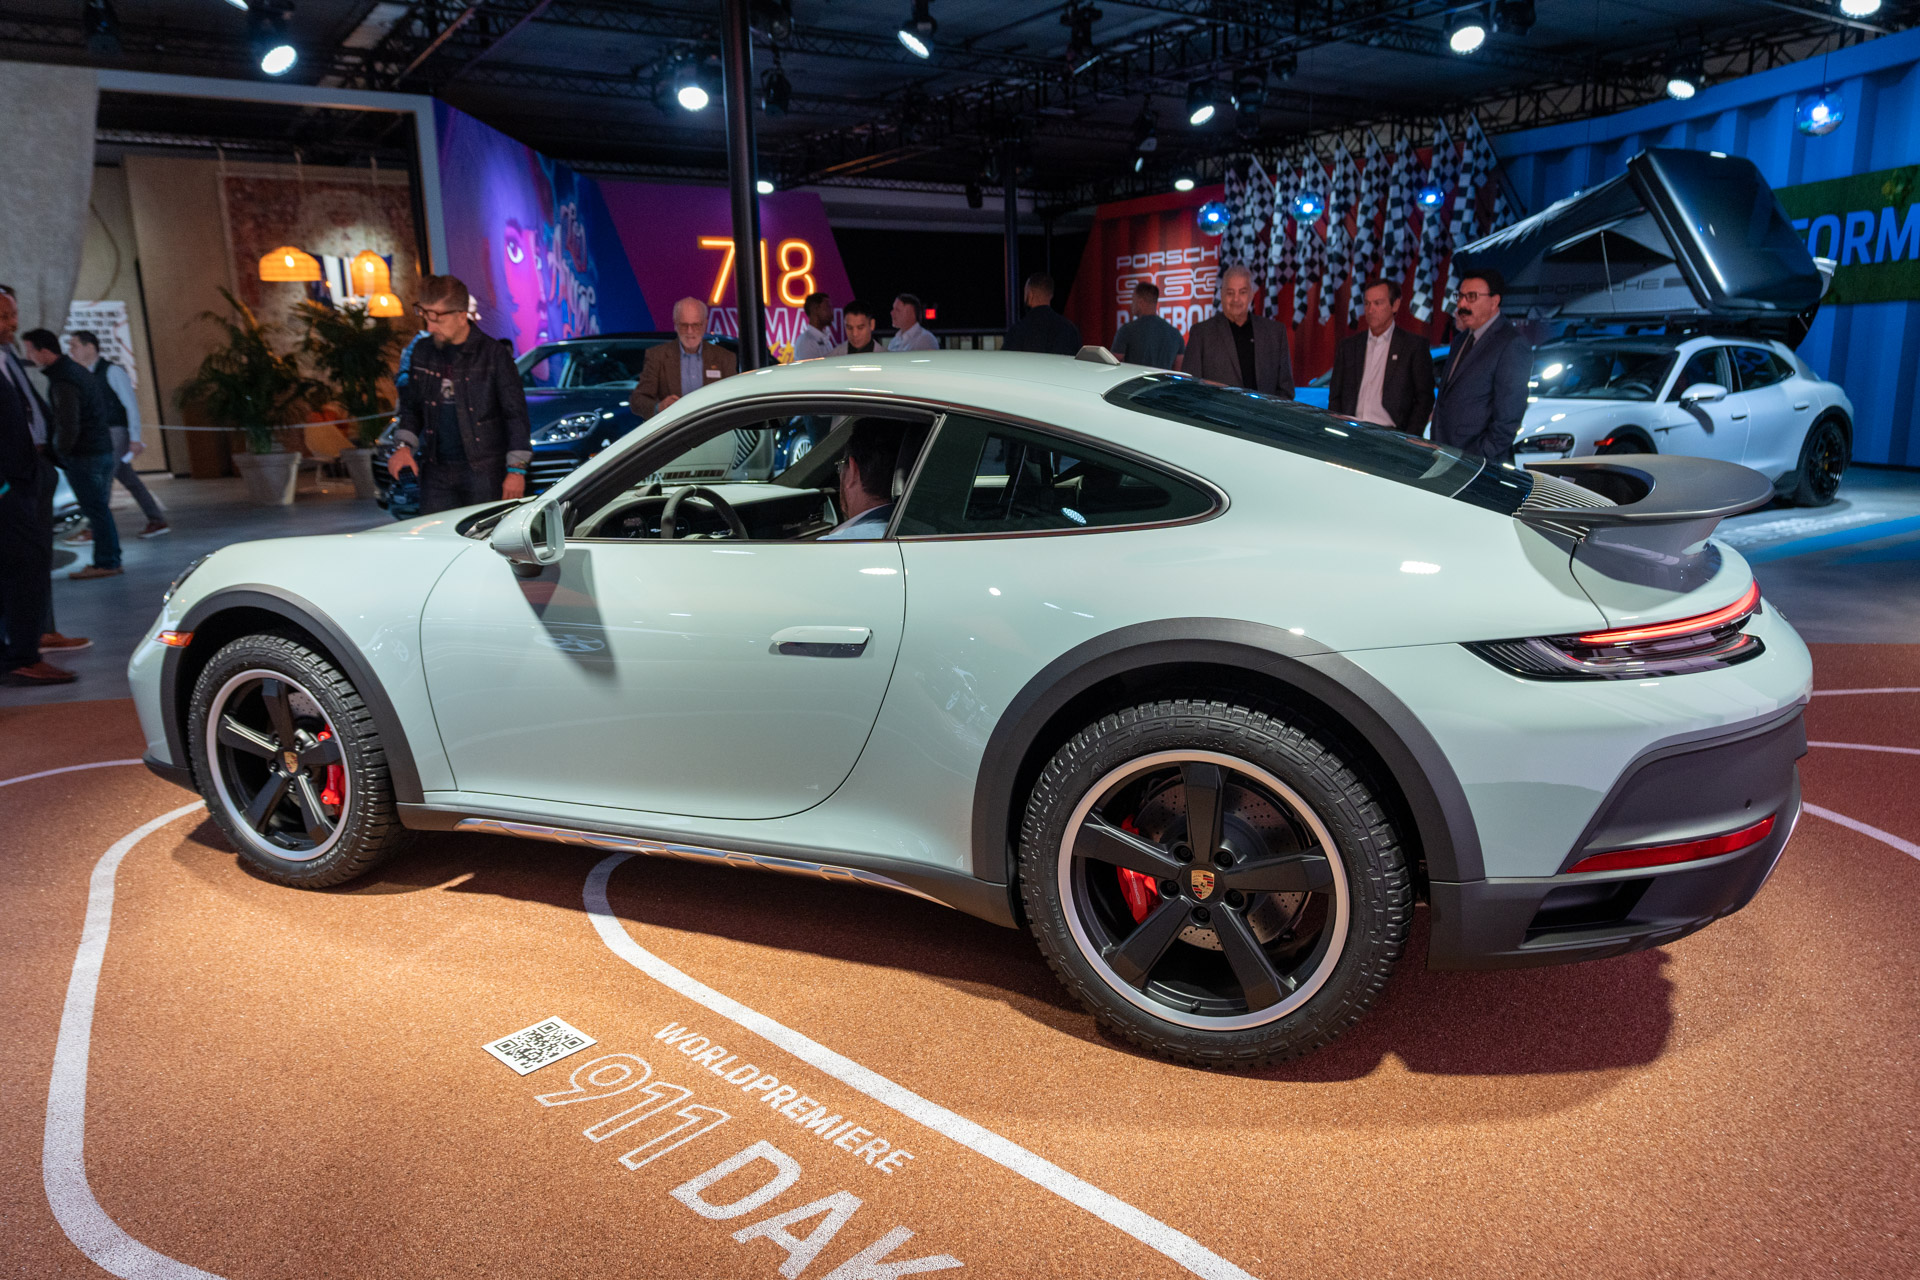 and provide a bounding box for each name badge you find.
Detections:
[706,369,722,380]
